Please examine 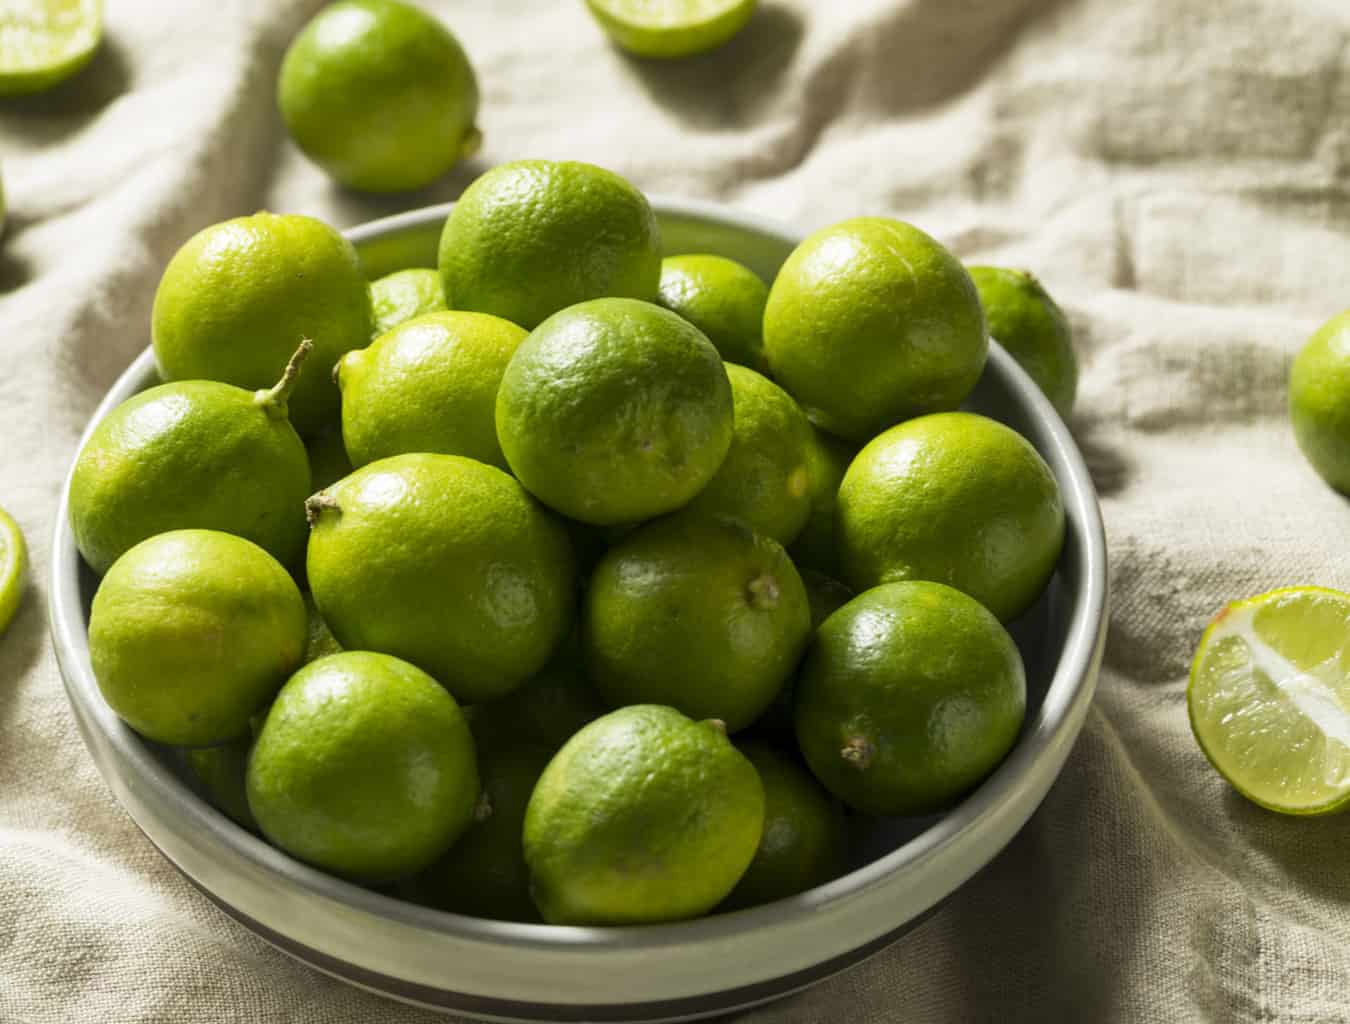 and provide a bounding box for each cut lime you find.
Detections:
[1188,586,1350,815]
[584,0,757,59]
[0,504,27,635]
[0,0,102,97]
